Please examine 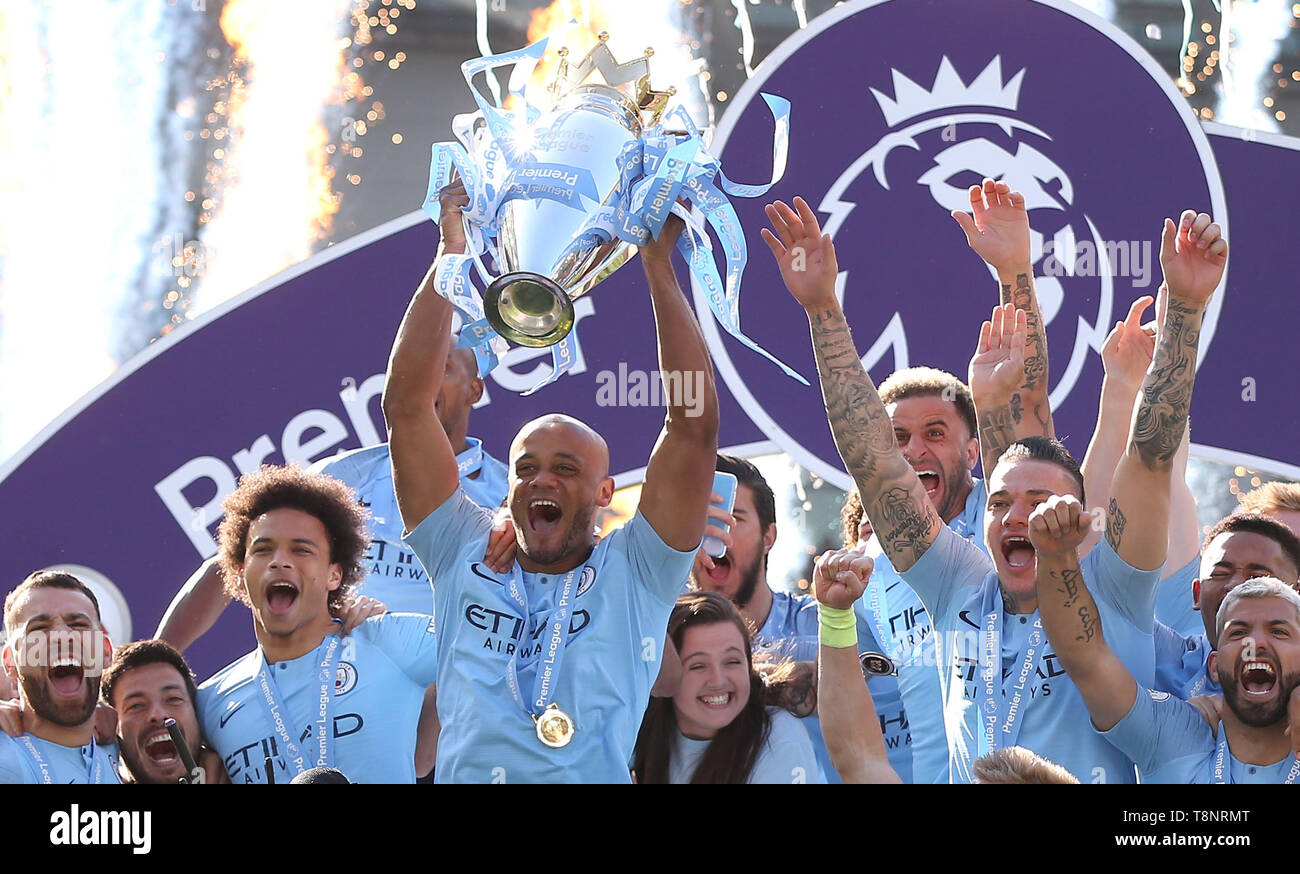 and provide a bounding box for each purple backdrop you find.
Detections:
[1,0,1296,679]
